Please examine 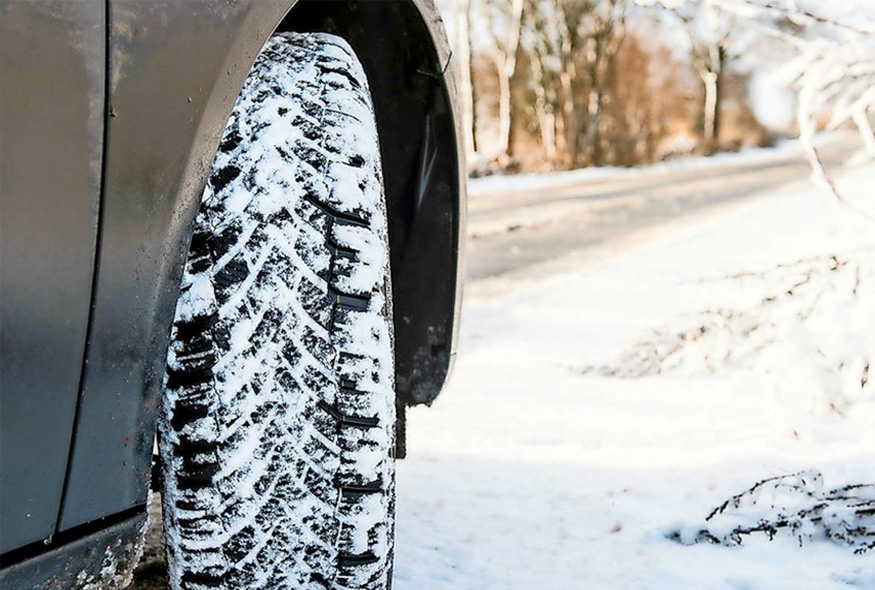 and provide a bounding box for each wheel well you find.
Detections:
[279,1,463,409]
